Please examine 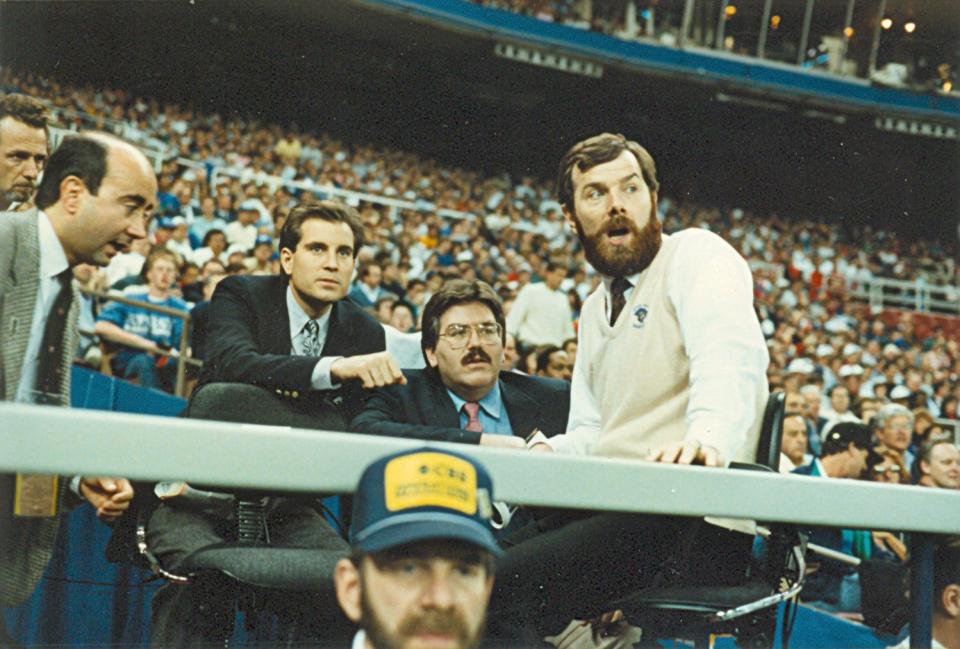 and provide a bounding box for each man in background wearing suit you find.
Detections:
[350,279,570,449]
[0,93,48,213]
[145,200,407,647]
[1,132,154,615]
